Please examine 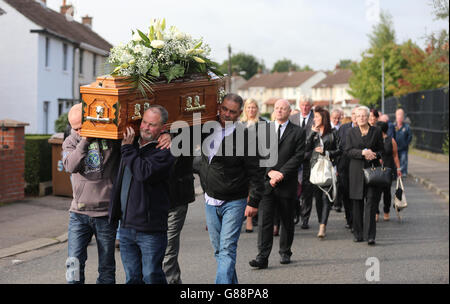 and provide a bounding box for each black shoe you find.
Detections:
[245,229,253,233]
[353,237,363,243]
[335,207,342,213]
[249,259,268,269]
[280,254,291,265]
[294,215,300,225]
[368,239,376,246]
[301,221,310,230]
